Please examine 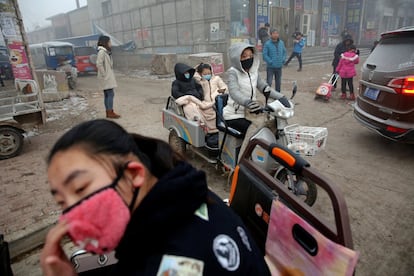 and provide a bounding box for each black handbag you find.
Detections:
[0,234,14,276]
[70,249,117,275]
